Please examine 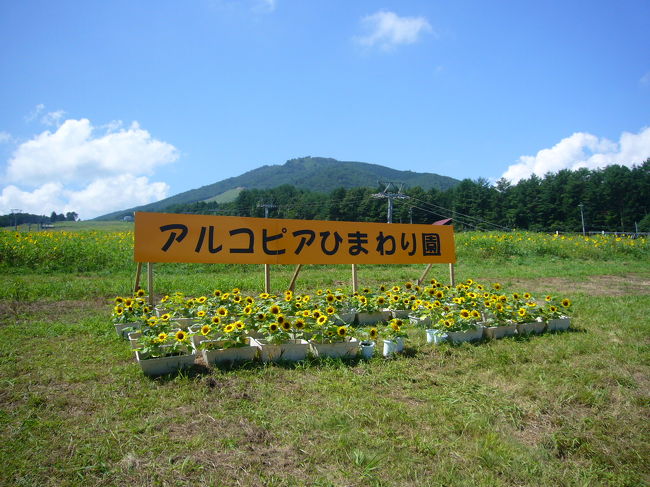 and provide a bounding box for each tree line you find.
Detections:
[168,160,650,233]
[0,211,78,228]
